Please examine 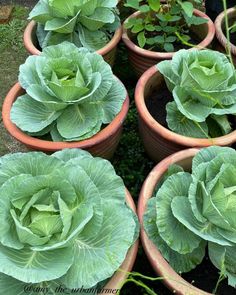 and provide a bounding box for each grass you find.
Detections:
[0,5,30,156]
